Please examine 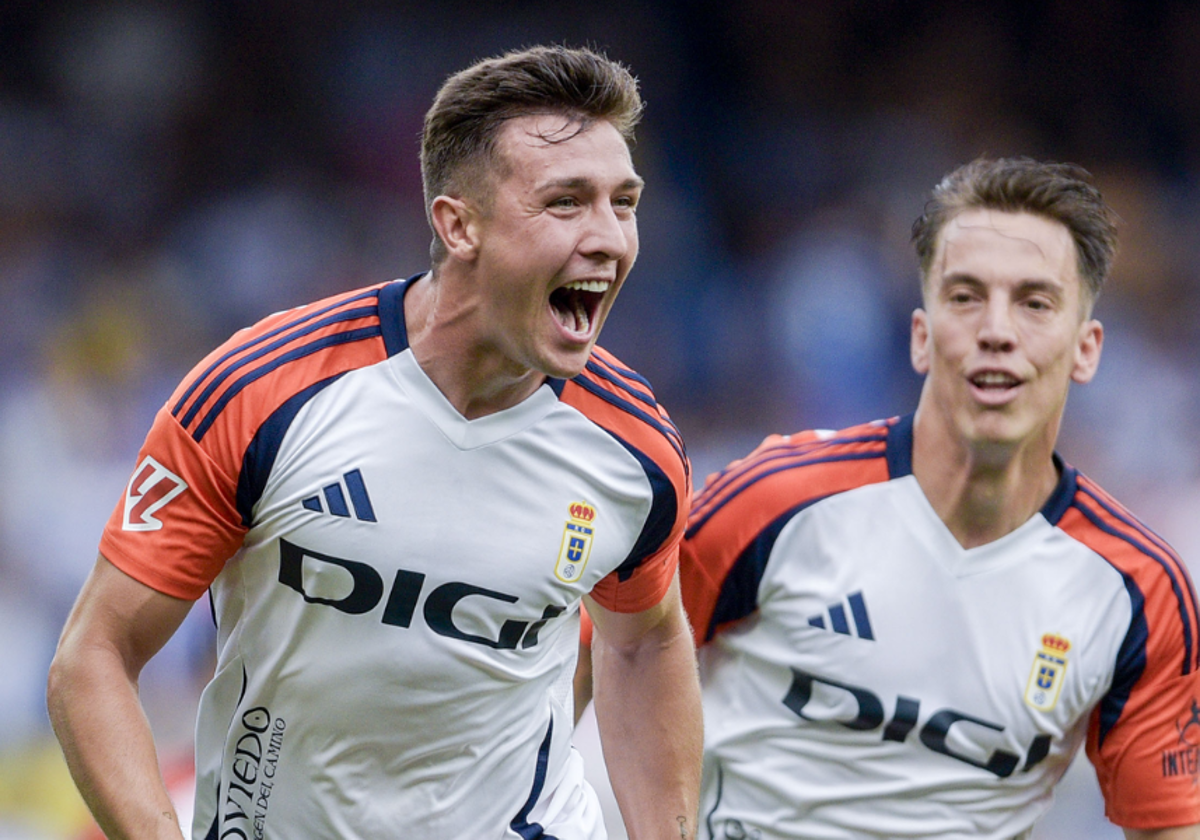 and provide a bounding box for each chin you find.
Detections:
[539,351,592,381]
